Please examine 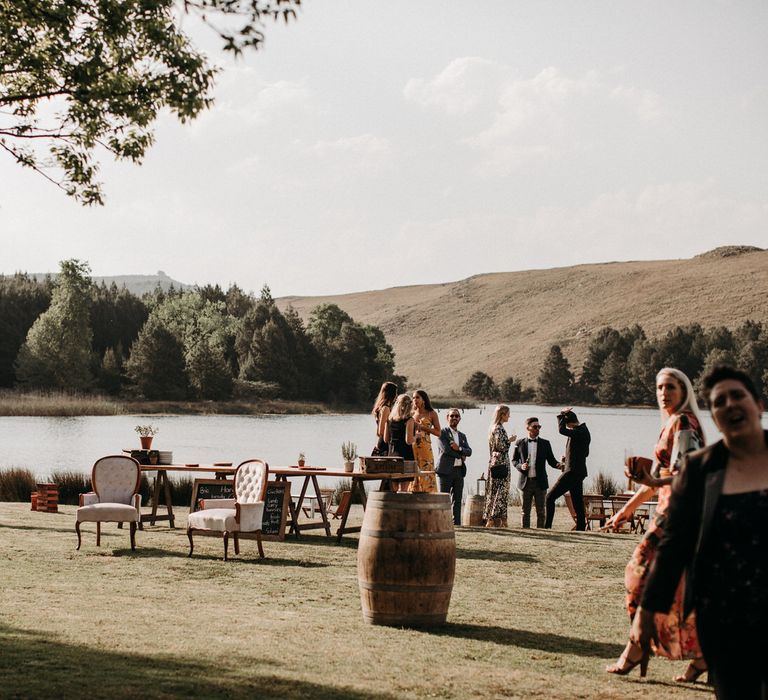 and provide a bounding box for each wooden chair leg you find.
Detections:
[256,532,265,559]
[76,521,82,550]
[187,528,194,557]
[129,522,137,550]
[223,532,229,561]
[96,522,101,547]
[233,533,240,555]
